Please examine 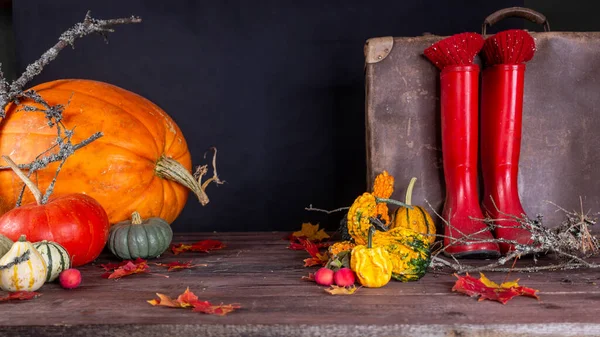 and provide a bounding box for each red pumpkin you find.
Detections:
[0,193,110,267]
[0,156,109,267]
